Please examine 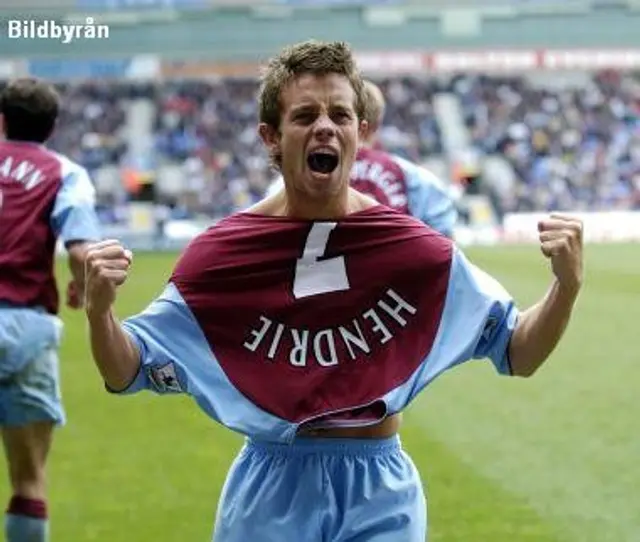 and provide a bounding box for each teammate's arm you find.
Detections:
[50,164,101,307]
[66,242,91,306]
